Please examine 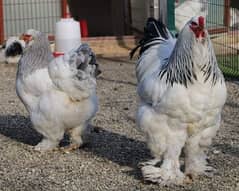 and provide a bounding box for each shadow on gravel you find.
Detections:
[0,115,151,179]
[0,114,42,146]
[213,143,239,158]
[226,101,239,109]
[84,126,151,180]
[225,76,239,82]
